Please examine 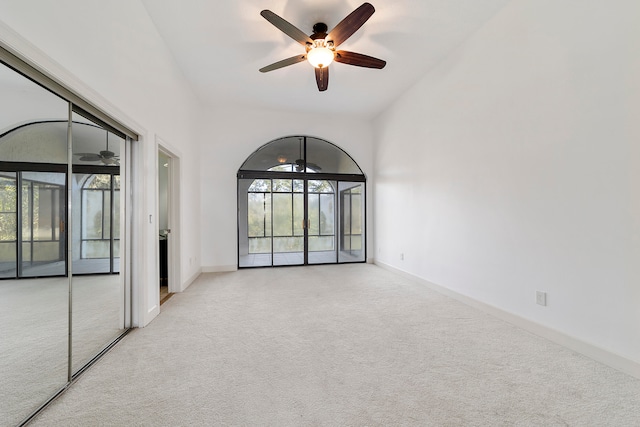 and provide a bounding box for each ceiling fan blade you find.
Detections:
[260,54,307,73]
[327,2,375,47]
[78,155,101,161]
[102,157,118,165]
[315,67,329,92]
[260,10,314,46]
[335,50,386,69]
